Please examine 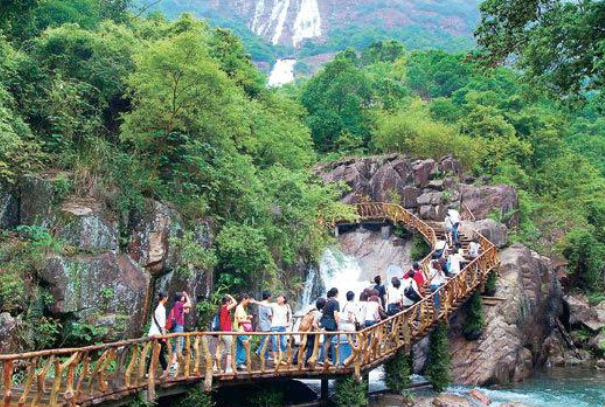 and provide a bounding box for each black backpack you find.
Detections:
[404,283,421,303]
